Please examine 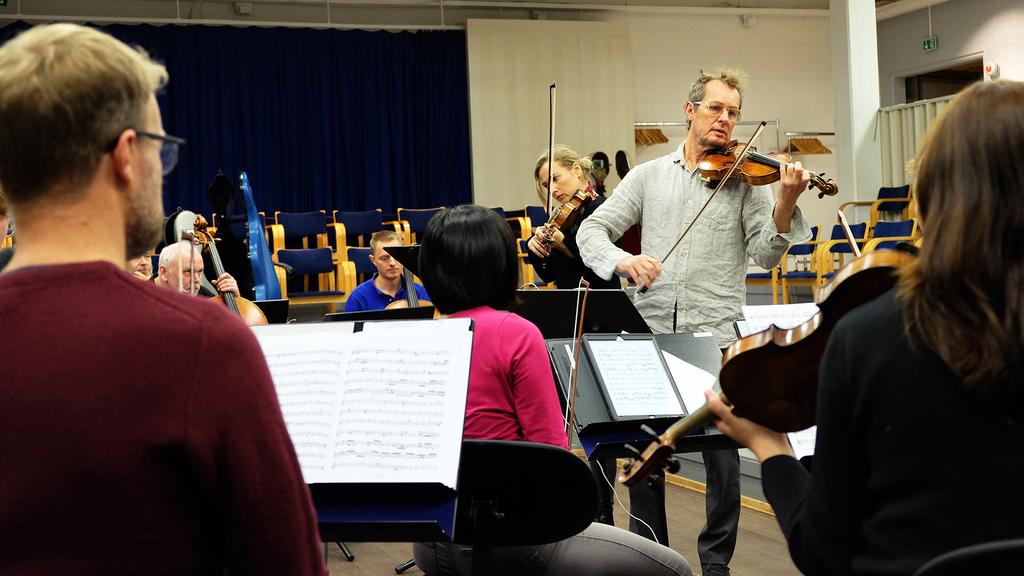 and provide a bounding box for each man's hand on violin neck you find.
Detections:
[778,161,812,201]
[616,255,662,289]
